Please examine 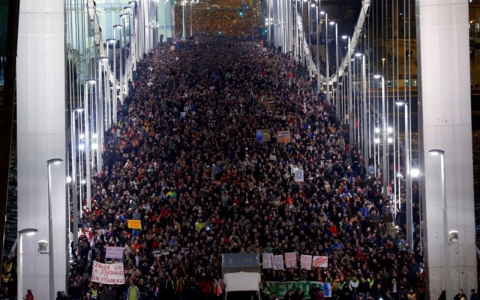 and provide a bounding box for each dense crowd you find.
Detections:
[63,36,430,300]
[174,5,258,38]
